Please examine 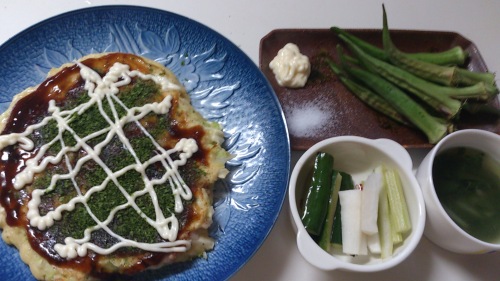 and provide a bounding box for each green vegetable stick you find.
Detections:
[378,184,393,259]
[383,167,411,234]
[301,152,334,236]
[318,171,342,251]
[391,226,404,245]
